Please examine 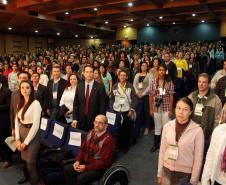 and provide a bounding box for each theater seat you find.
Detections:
[40,118,52,143]
[99,165,130,185]
[62,127,87,157]
[43,120,69,148]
